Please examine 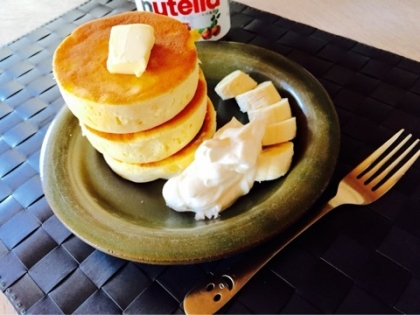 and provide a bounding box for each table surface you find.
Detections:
[1,0,420,62]
[1,1,420,314]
